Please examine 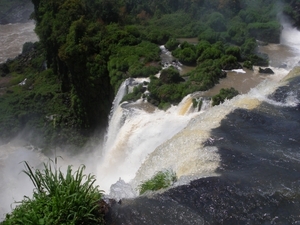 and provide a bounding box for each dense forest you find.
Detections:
[0,0,299,150]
